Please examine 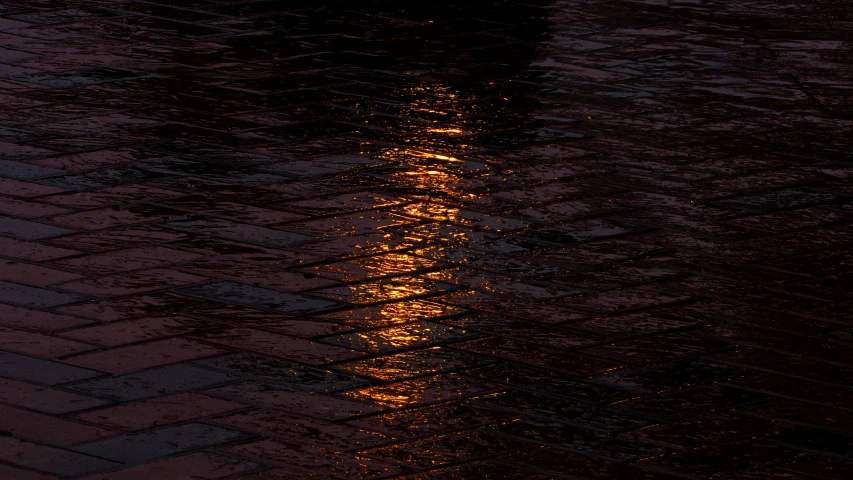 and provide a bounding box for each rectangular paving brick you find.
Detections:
[163,217,310,248]
[52,246,205,274]
[82,452,261,480]
[38,166,164,191]
[45,225,188,253]
[0,303,94,331]
[0,159,65,180]
[204,382,381,420]
[0,351,104,385]
[341,373,499,410]
[187,304,343,337]
[72,392,246,431]
[178,281,342,314]
[0,326,97,358]
[0,259,83,286]
[211,409,386,449]
[63,338,226,374]
[0,196,71,218]
[319,321,479,353]
[0,437,119,477]
[0,280,90,308]
[0,464,58,480]
[0,404,113,445]
[55,268,207,296]
[71,423,252,464]
[179,258,338,292]
[67,363,235,401]
[59,315,204,347]
[311,275,458,305]
[0,378,110,414]
[193,353,367,393]
[0,216,76,240]
[218,440,405,478]
[319,299,465,328]
[56,293,210,322]
[195,328,362,366]
[45,204,185,231]
[337,347,493,381]
[39,184,184,209]
[0,236,81,262]
[0,177,65,198]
